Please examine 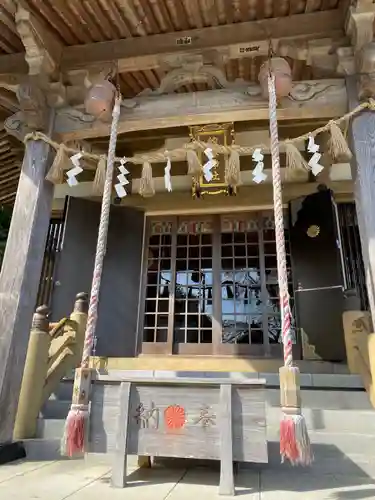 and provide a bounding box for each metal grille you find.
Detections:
[36,216,65,311]
[337,202,369,311]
